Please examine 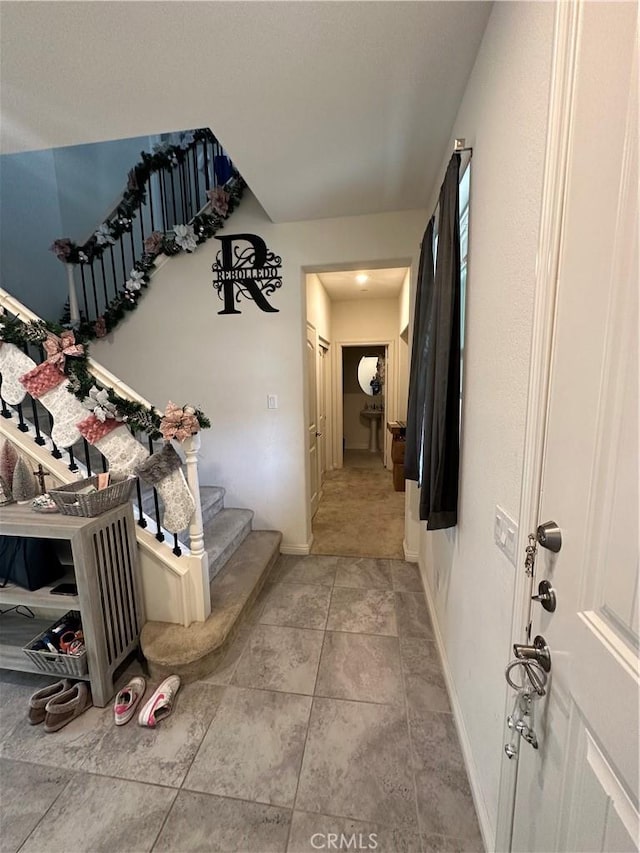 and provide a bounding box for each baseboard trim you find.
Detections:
[403,540,418,563]
[418,553,494,853]
[280,541,312,556]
